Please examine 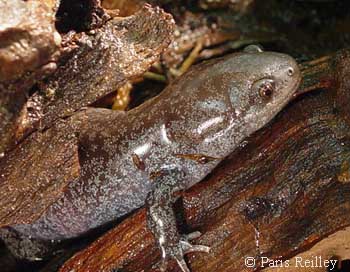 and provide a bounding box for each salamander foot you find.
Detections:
[158,231,210,272]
